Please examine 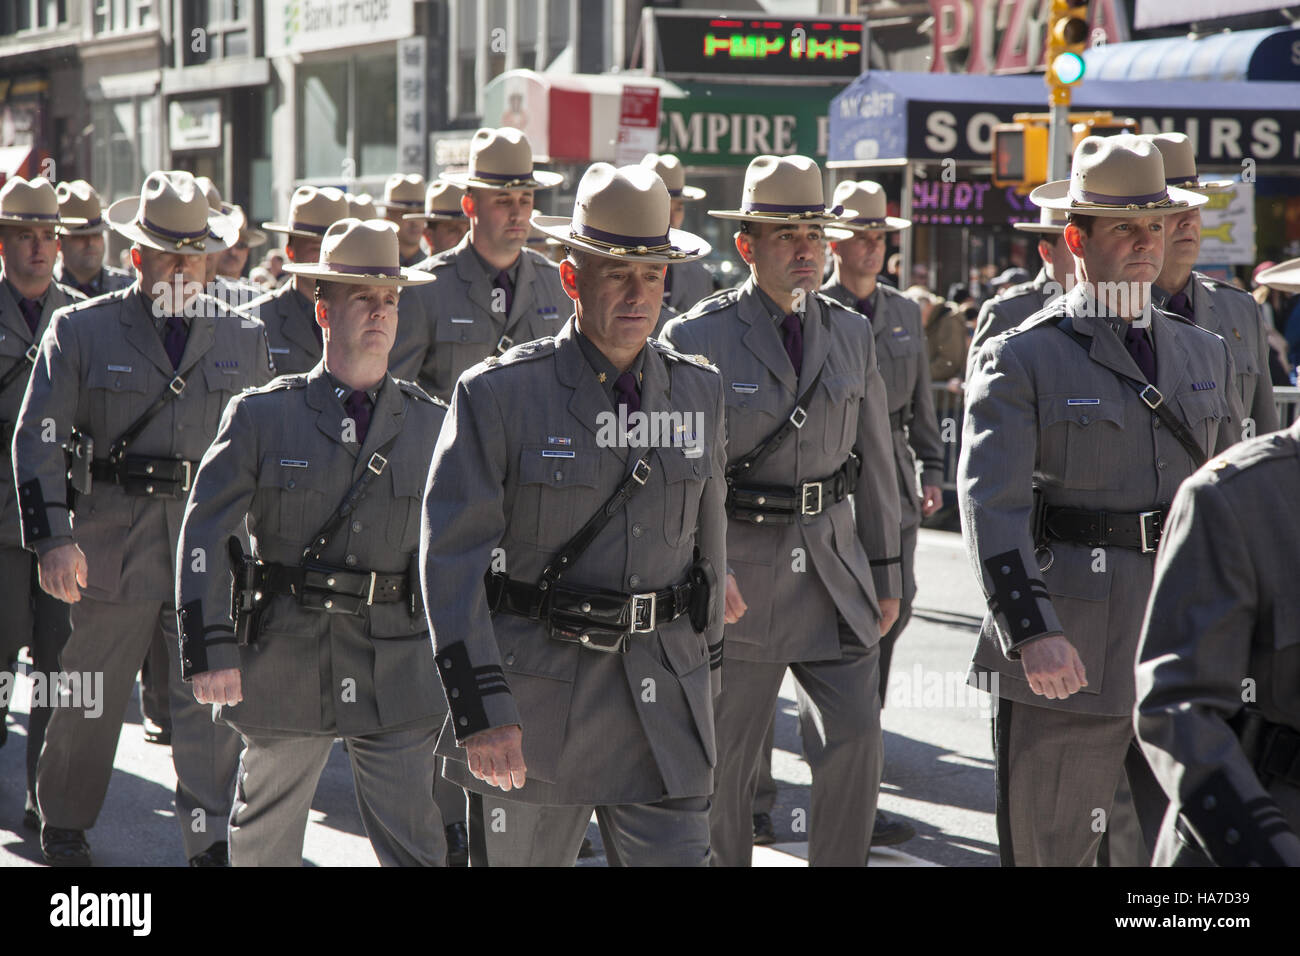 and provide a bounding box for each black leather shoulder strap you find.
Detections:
[301,433,404,562]
[725,366,825,481]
